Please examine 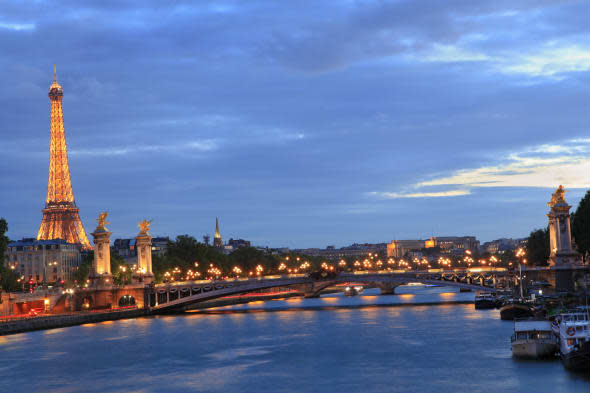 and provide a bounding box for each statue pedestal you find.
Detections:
[549,252,582,267]
[132,272,154,285]
[90,228,113,287]
[88,272,113,287]
[133,232,154,284]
